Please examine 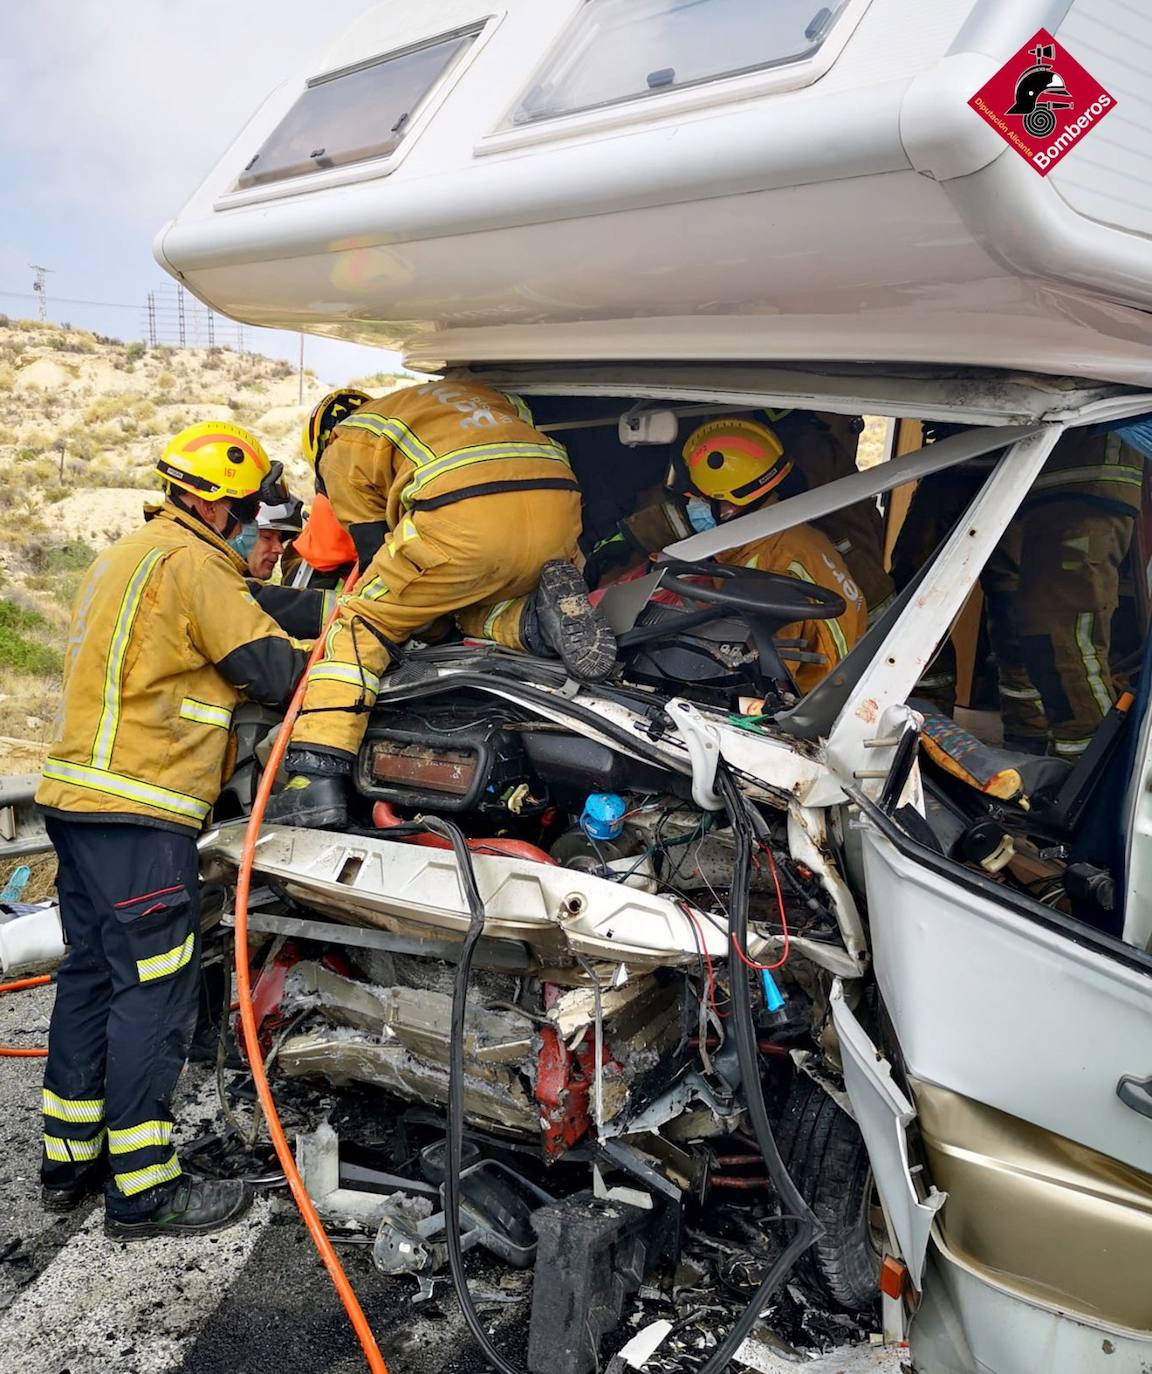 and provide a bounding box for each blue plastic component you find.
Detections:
[760,968,786,1015]
[580,792,628,842]
[0,865,31,905]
